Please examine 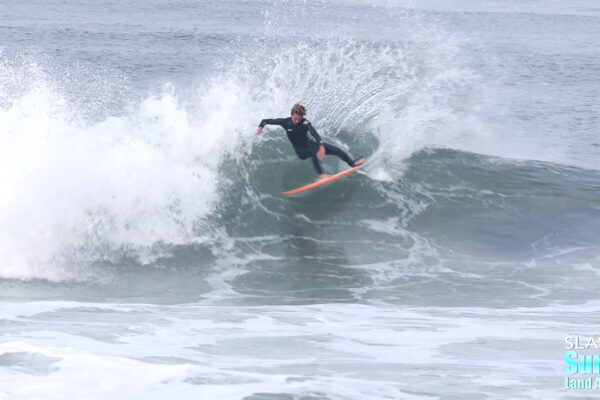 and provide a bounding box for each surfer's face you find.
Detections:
[291,113,303,125]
